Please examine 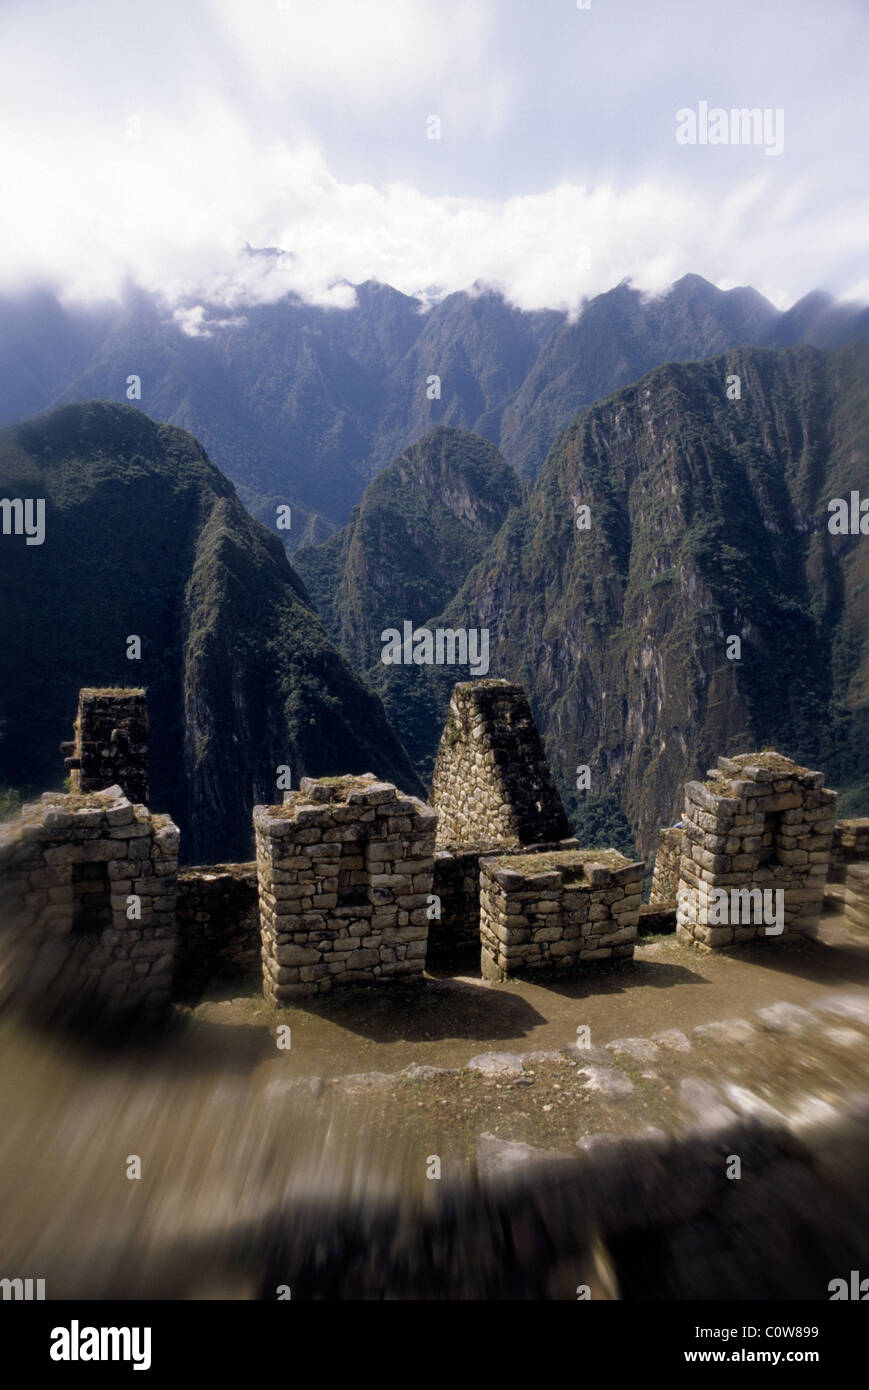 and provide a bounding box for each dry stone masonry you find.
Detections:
[174,863,260,998]
[830,819,869,883]
[0,785,178,1027]
[479,848,644,982]
[5,673,860,1032]
[429,846,493,958]
[255,774,438,1001]
[61,688,149,805]
[676,751,836,950]
[844,864,869,936]
[650,826,682,905]
[429,835,583,959]
[431,680,571,848]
